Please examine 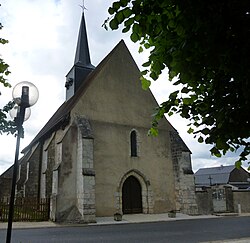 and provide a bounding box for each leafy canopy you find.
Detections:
[105,0,250,168]
[0,16,16,135]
